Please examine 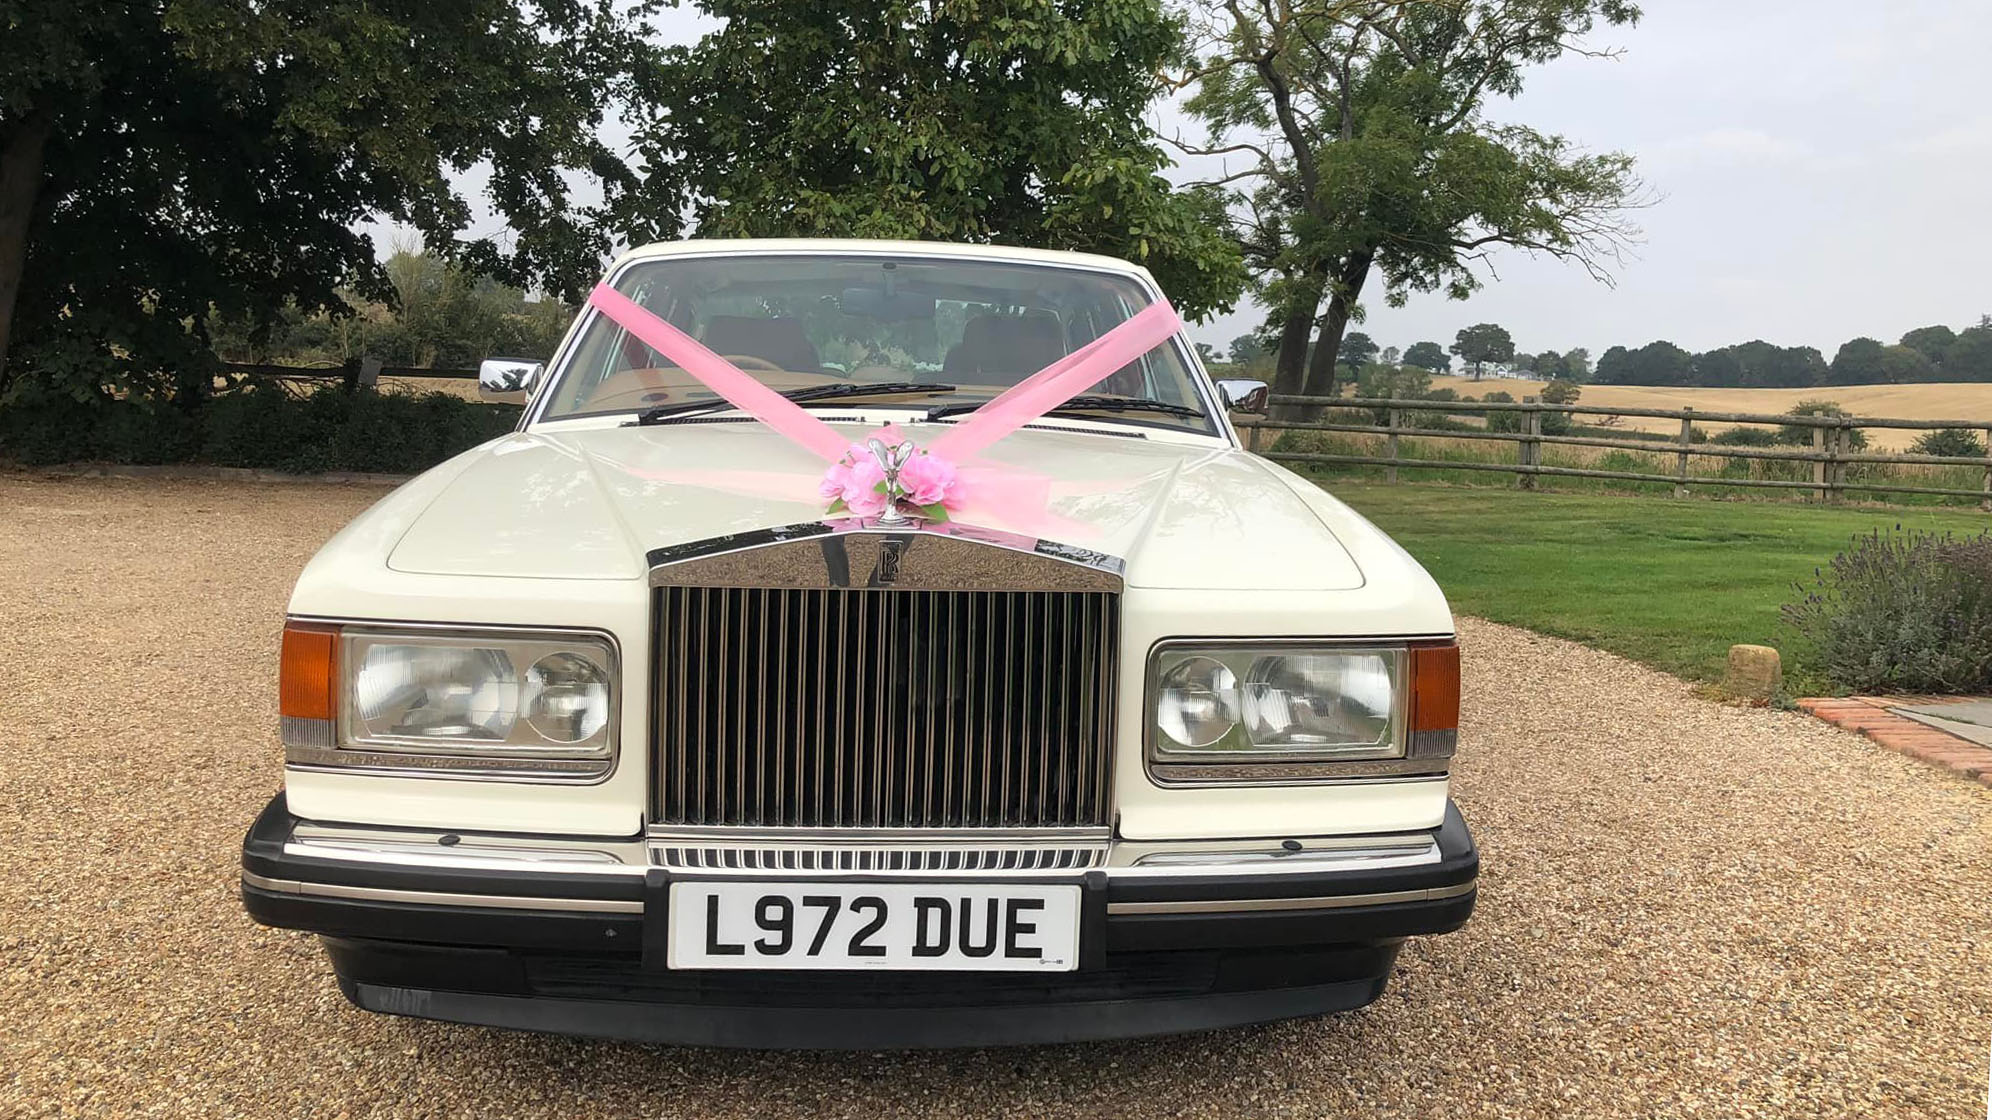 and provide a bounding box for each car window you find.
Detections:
[537,254,1212,434]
